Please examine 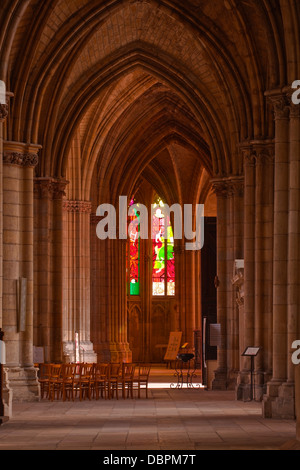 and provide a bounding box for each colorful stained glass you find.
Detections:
[128,204,140,295]
[152,201,175,296]
[152,208,165,295]
[166,224,175,296]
